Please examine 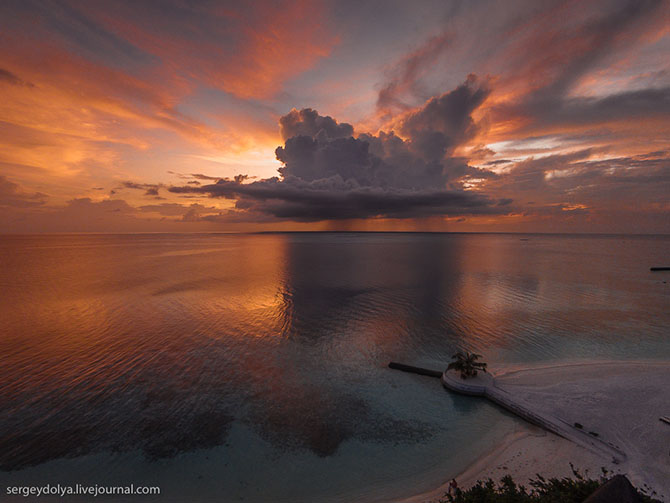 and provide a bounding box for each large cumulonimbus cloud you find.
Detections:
[170,76,508,221]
